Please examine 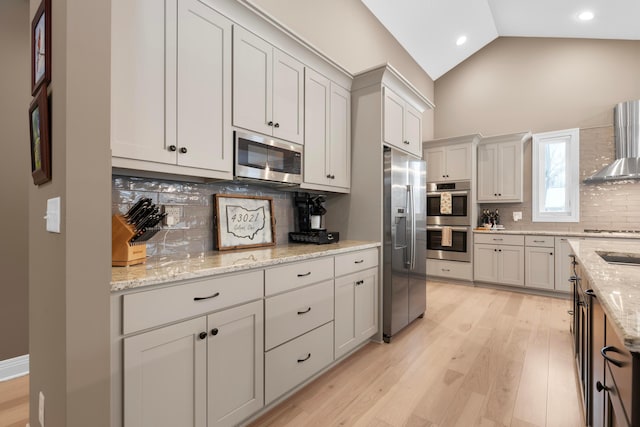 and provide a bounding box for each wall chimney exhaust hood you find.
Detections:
[584,100,640,183]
